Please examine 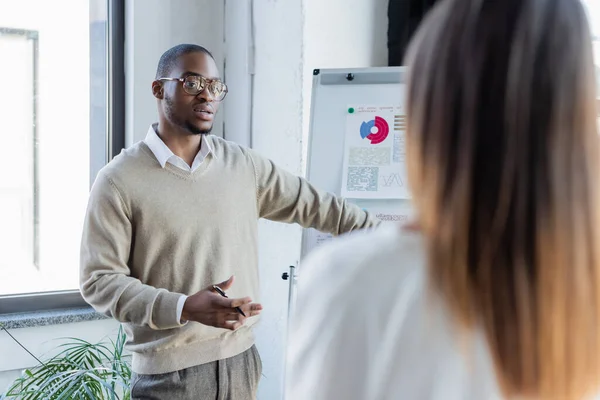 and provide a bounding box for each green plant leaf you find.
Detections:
[2,327,131,400]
